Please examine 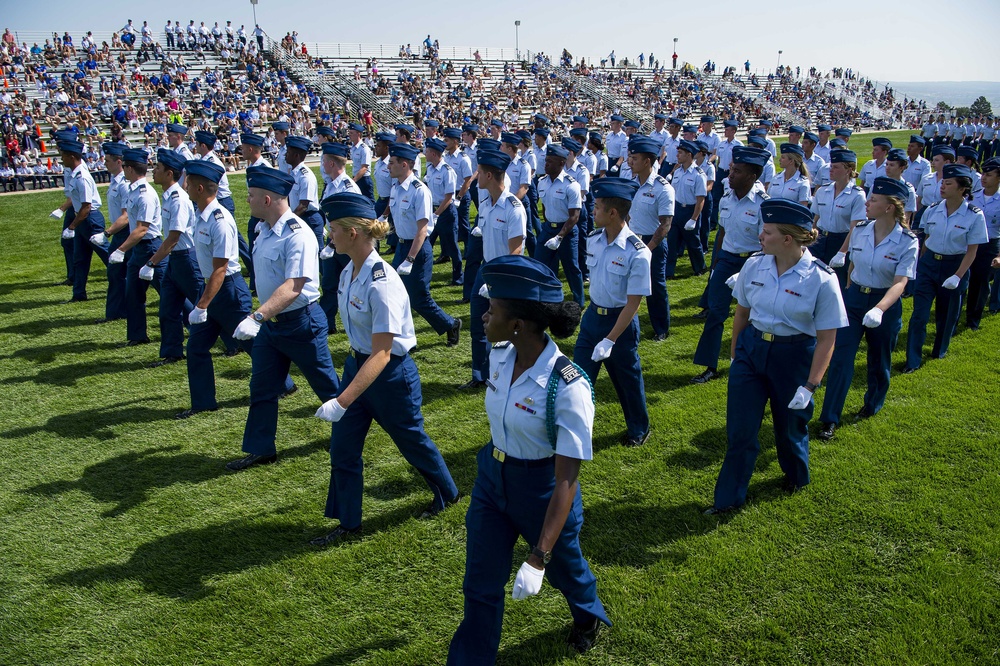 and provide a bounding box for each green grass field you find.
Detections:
[2,129,999,665]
